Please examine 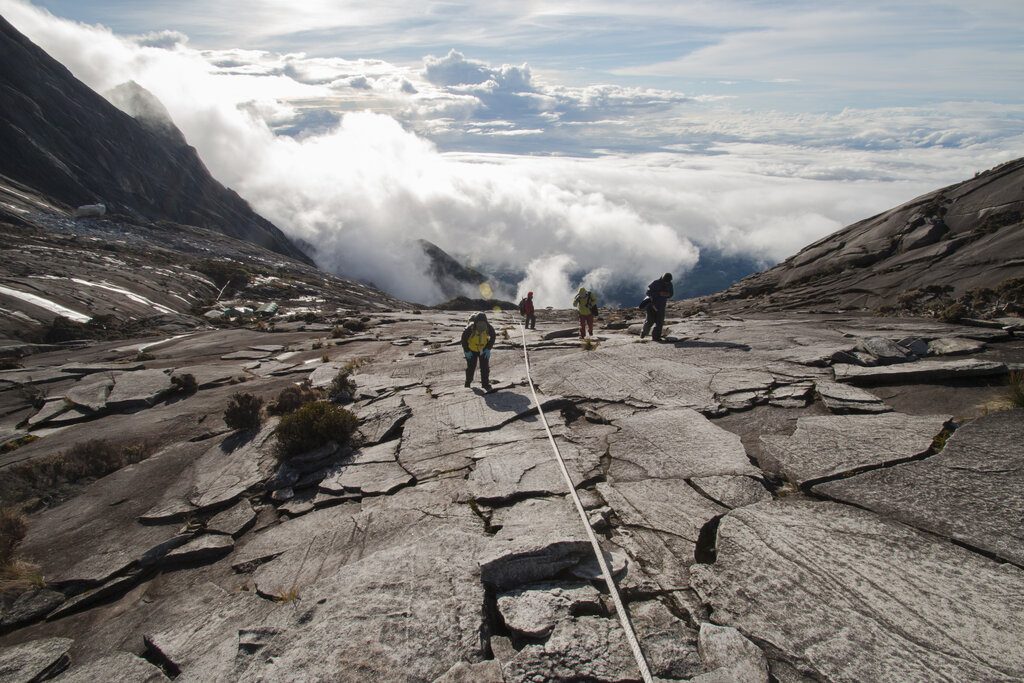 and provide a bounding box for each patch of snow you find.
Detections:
[170,293,191,305]
[251,275,280,285]
[0,285,91,322]
[70,278,176,314]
